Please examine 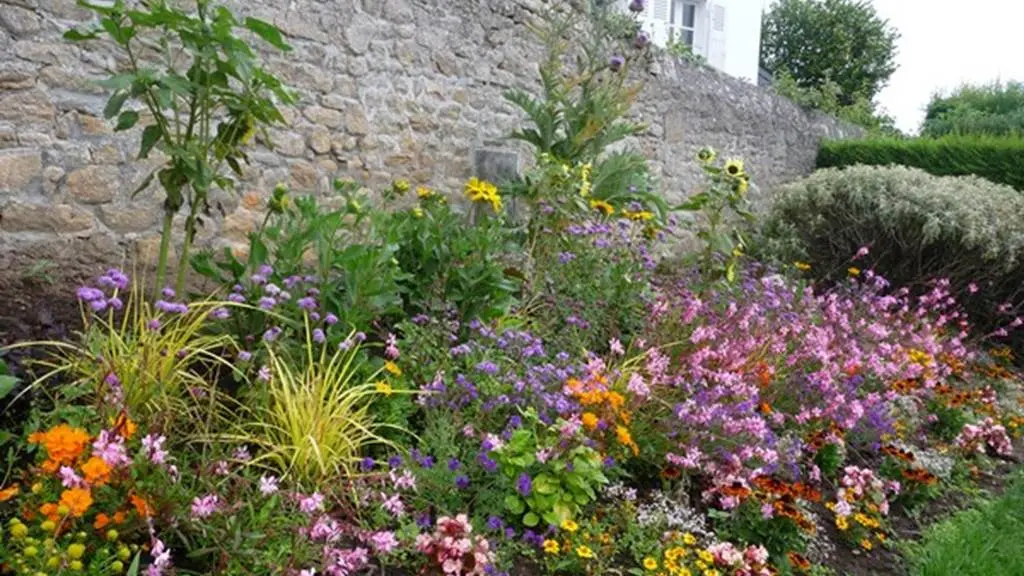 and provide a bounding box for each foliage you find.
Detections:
[677,148,755,285]
[503,4,664,218]
[7,271,234,424]
[760,0,900,106]
[922,81,1024,138]
[904,473,1024,576]
[226,321,398,486]
[65,0,295,295]
[772,70,902,136]
[816,135,1024,191]
[757,164,1024,357]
